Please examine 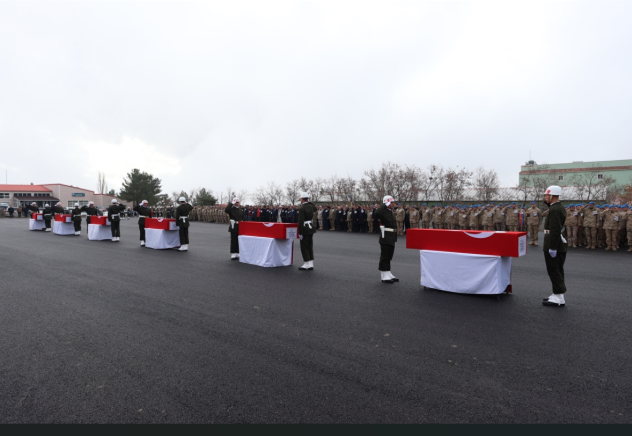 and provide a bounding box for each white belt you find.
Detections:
[179,216,188,220]
[304,219,313,229]
[111,214,119,217]
[230,219,236,229]
[380,226,395,238]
